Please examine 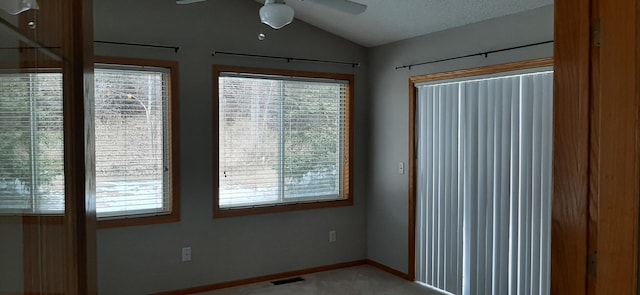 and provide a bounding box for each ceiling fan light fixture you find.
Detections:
[0,0,39,15]
[260,1,294,29]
